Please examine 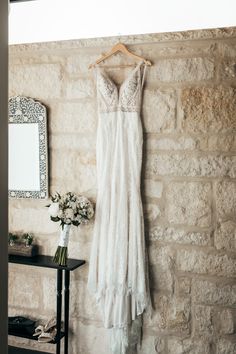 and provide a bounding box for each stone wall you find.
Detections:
[8,27,236,354]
